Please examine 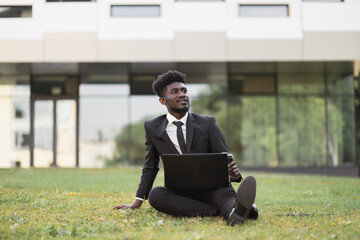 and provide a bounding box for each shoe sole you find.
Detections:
[226,214,246,226]
[235,176,256,217]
